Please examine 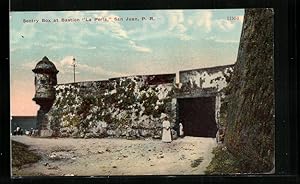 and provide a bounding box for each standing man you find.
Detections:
[162,116,172,143]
